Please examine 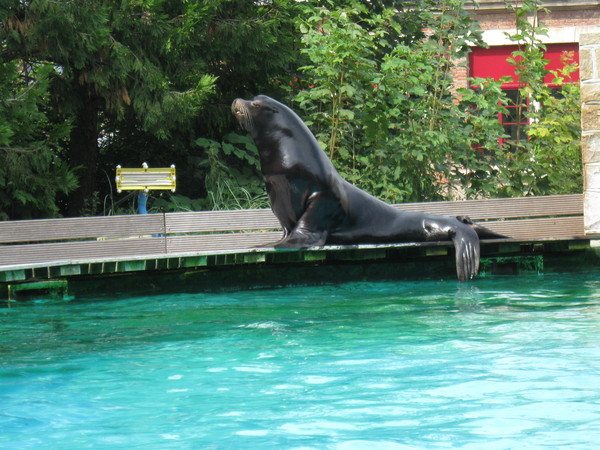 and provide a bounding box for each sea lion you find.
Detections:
[231,95,505,281]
